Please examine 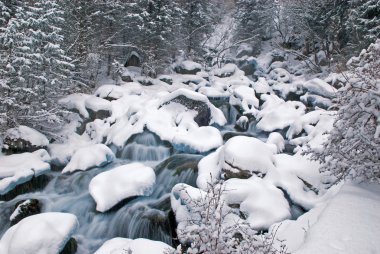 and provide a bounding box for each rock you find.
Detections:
[235,116,249,131]
[10,199,41,225]
[60,238,77,254]
[167,95,212,127]
[174,60,202,75]
[158,75,173,85]
[136,77,155,86]
[236,44,254,58]
[84,97,112,120]
[271,50,286,63]
[269,68,292,83]
[3,126,49,154]
[121,73,133,82]
[238,58,258,76]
